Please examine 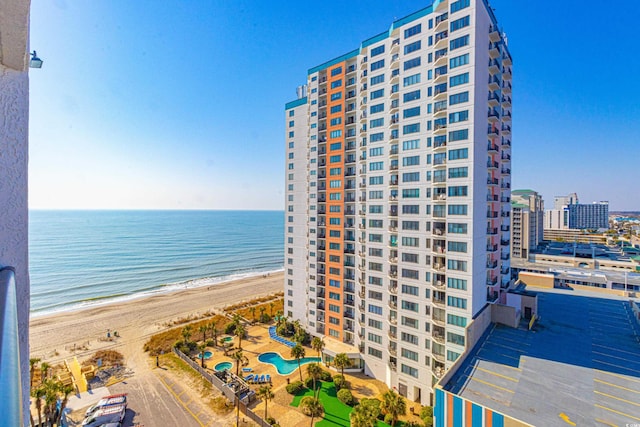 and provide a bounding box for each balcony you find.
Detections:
[433,298,446,308]
[487,260,498,269]
[503,67,512,80]
[388,300,397,309]
[488,92,500,107]
[388,330,397,340]
[488,75,500,91]
[487,227,498,235]
[487,244,498,252]
[433,263,446,273]
[501,167,511,175]
[502,125,511,135]
[433,280,445,290]
[501,239,510,246]
[501,253,511,261]
[487,277,498,286]
[388,316,397,325]
[389,285,397,295]
[488,108,500,122]
[489,25,501,43]
[432,334,445,345]
[489,42,500,59]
